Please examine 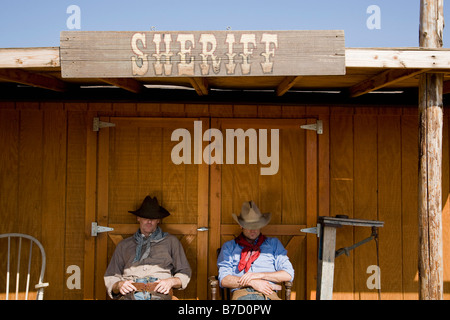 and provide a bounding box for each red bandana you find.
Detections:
[235,233,266,273]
